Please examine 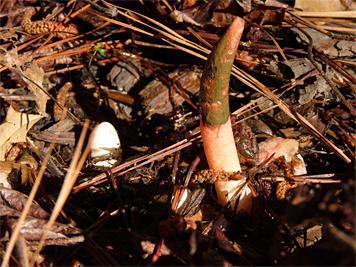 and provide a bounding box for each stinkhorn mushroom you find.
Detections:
[199,17,252,211]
